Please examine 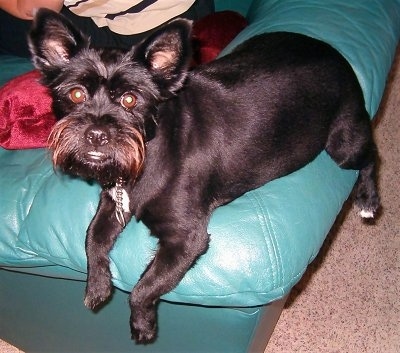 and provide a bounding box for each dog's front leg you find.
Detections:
[129,224,209,343]
[84,189,131,310]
